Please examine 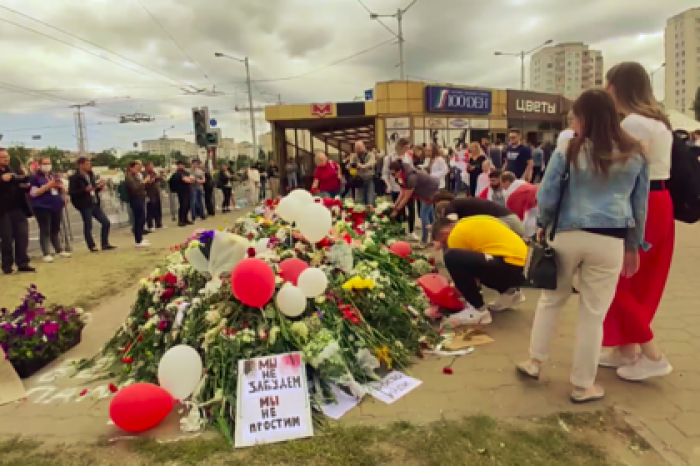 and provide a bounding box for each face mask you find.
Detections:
[41,164,52,173]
